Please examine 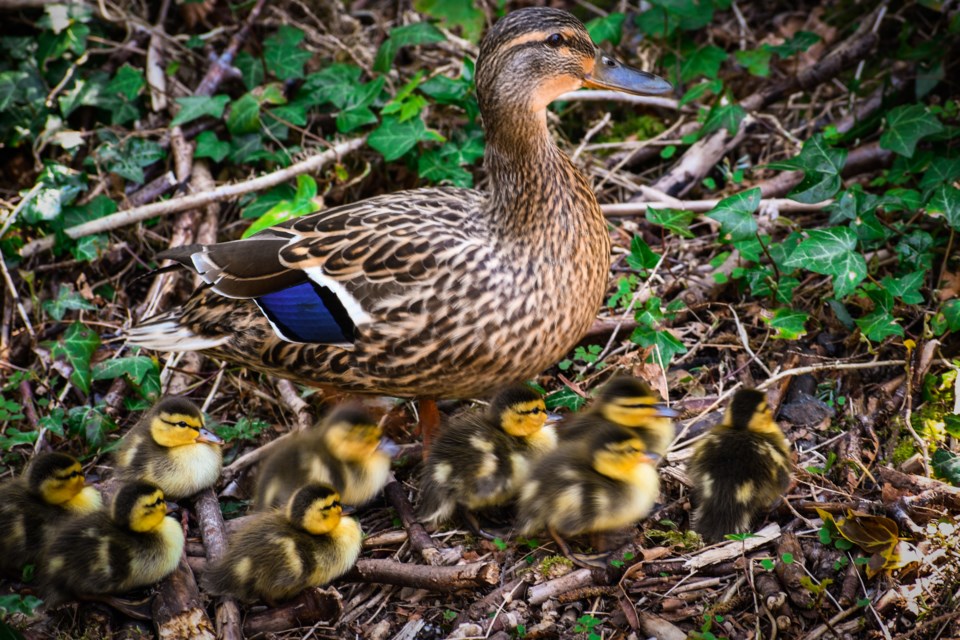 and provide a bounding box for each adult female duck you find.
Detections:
[128,7,670,442]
